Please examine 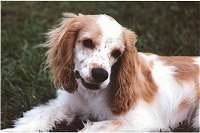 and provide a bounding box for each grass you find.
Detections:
[1,1,200,129]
